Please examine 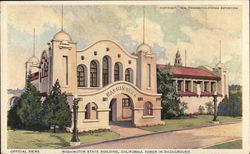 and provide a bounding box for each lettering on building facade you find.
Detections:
[106,85,137,98]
